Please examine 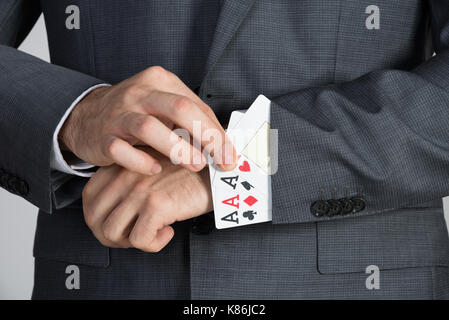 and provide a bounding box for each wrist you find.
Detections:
[199,167,213,212]
[59,86,108,152]
[59,103,80,152]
